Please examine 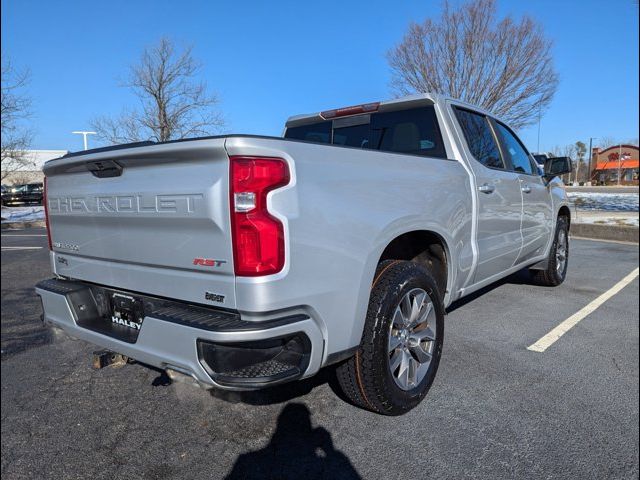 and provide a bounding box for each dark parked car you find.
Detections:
[1,183,44,206]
